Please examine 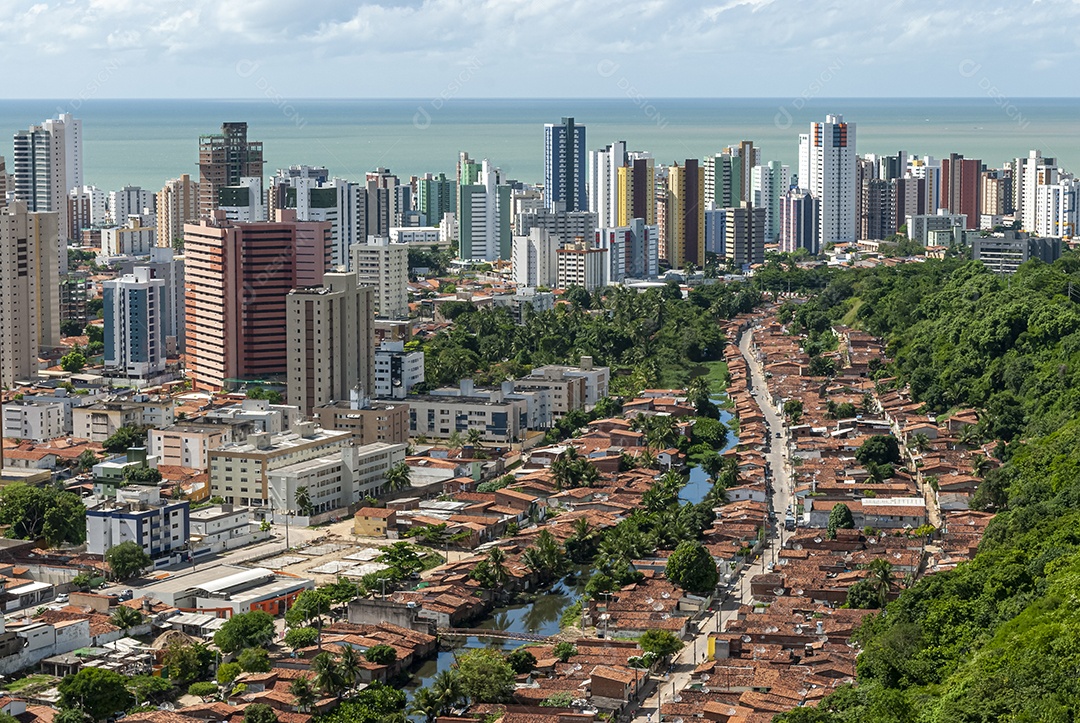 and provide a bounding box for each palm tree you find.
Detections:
[486,546,511,589]
[866,559,894,608]
[578,462,601,488]
[465,428,484,448]
[294,486,314,516]
[957,424,981,448]
[110,605,144,633]
[385,462,412,493]
[409,687,442,723]
[431,669,463,714]
[970,454,992,478]
[289,676,317,713]
[336,645,362,696]
[312,651,346,698]
[911,433,930,453]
